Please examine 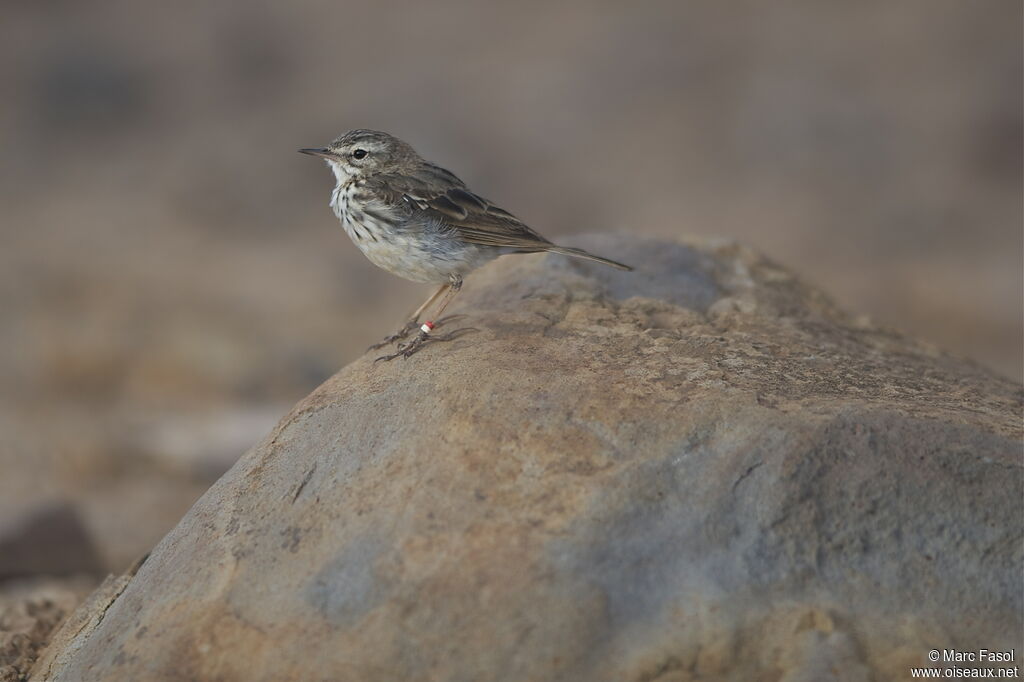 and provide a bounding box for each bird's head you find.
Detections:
[299,129,418,182]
